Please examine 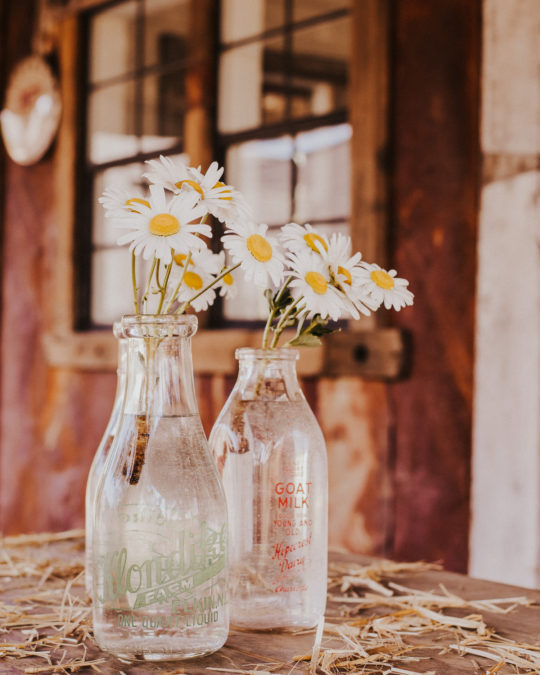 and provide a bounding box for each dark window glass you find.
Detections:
[218,0,352,321]
[81,0,191,328]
